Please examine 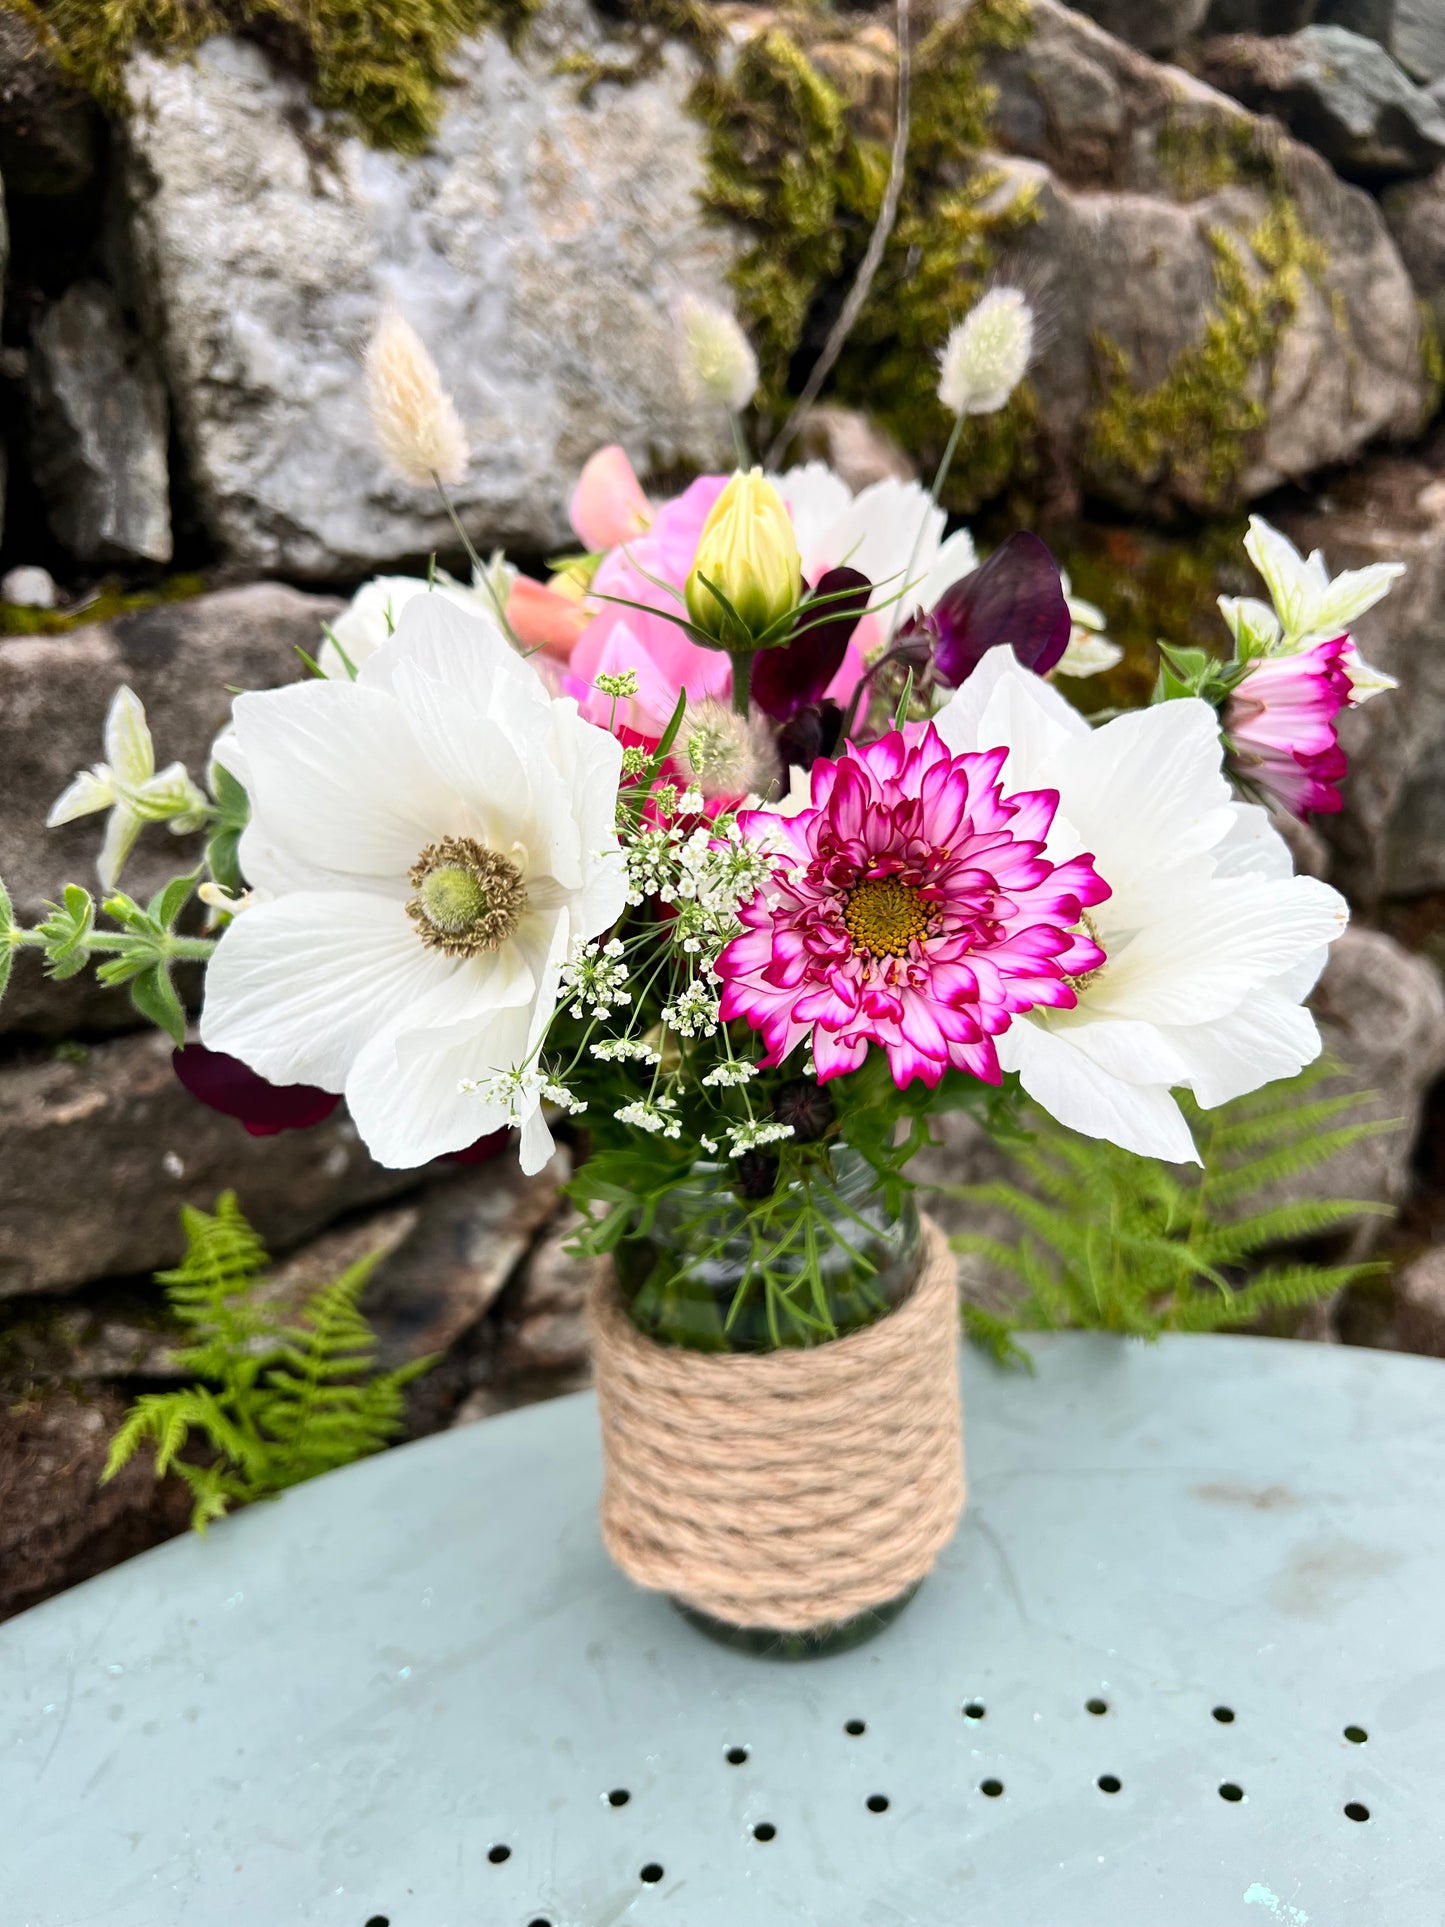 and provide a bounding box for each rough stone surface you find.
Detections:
[1319,0,1445,84]
[1382,161,1445,337]
[0,1029,423,1299]
[1386,1245,1445,1353]
[1197,26,1445,180]
[1305,926,1445,1230]
[118,4,735,578]
[1276,458,1445,903]
[793,405,917,490]
[0,583,340,1036]
[1205,0,1317,31]
[1069,0,1213,57]
[972,3,1430,514]
[0,13,97,198]
[0,1387,190,1622]
[29,280,173,565]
